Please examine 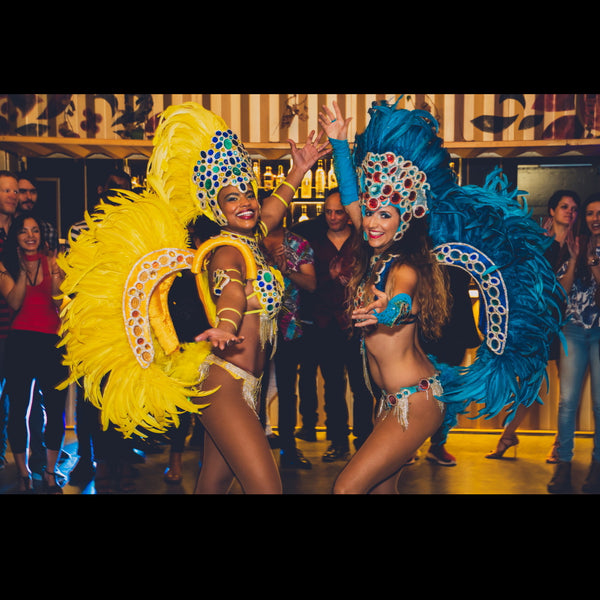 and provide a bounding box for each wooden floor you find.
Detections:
[0,428,596,495]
